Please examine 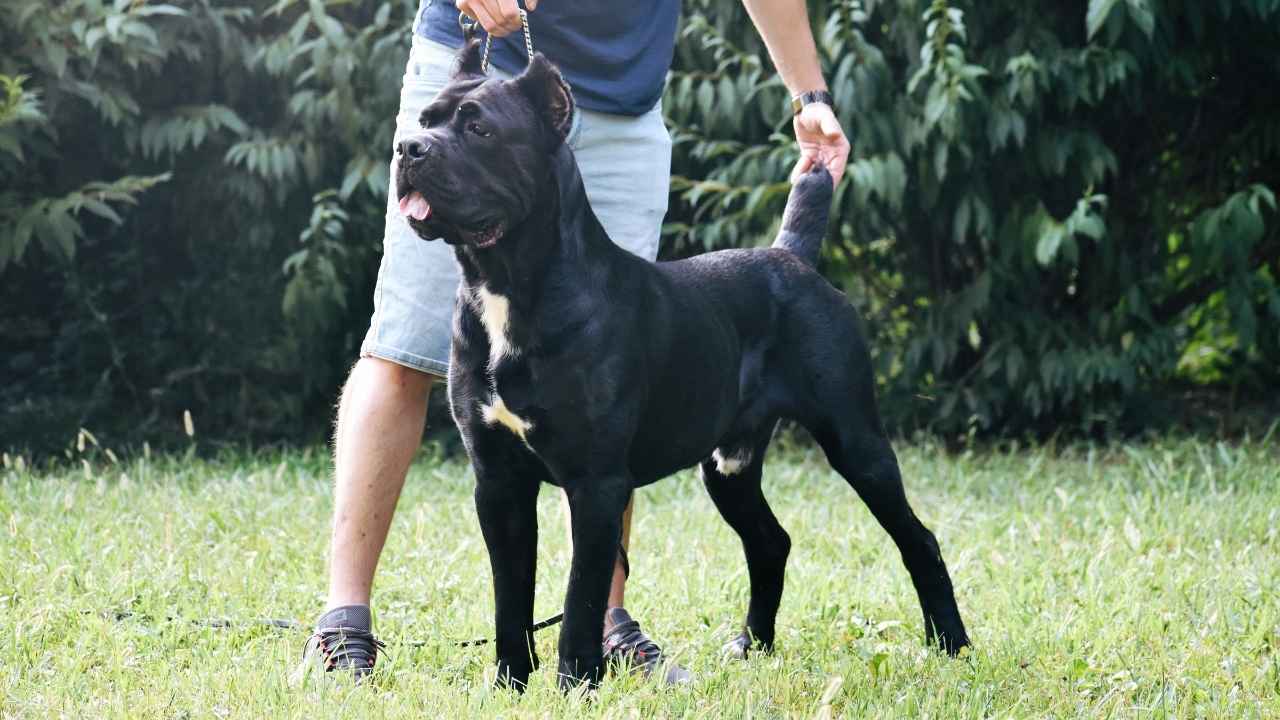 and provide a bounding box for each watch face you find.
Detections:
[791,91,833,115]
